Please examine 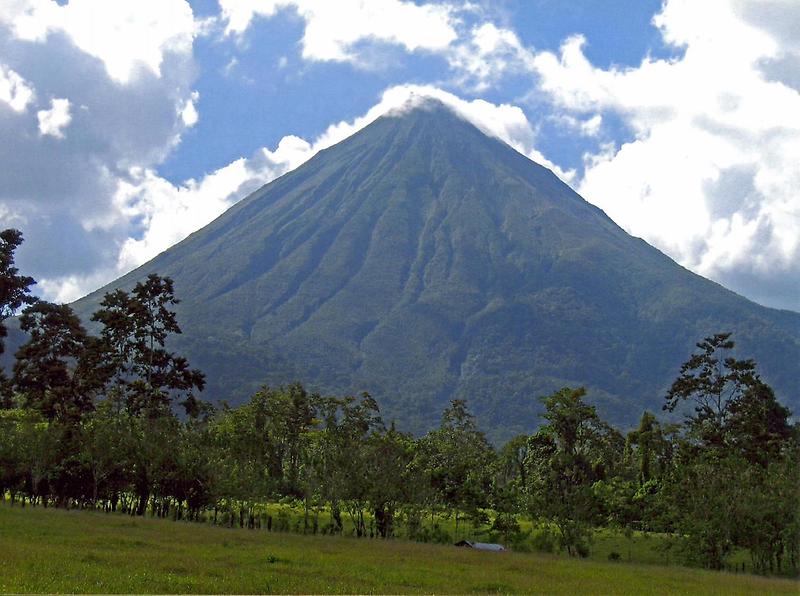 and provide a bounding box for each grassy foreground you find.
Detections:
[0,505,797,595]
